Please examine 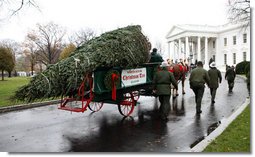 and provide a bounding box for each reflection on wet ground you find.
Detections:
[66,107,170,152]
[0,75,249,152]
